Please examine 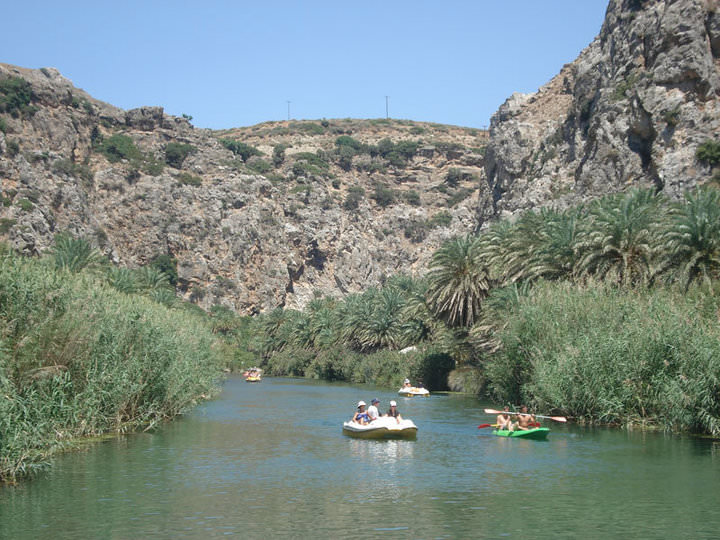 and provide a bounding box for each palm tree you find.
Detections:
[53,234,105,273]
[656,185,720,289]
[426,235,490,327]
[357,287,407,350]
[521,207,584,282]
[574,188,663,286]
